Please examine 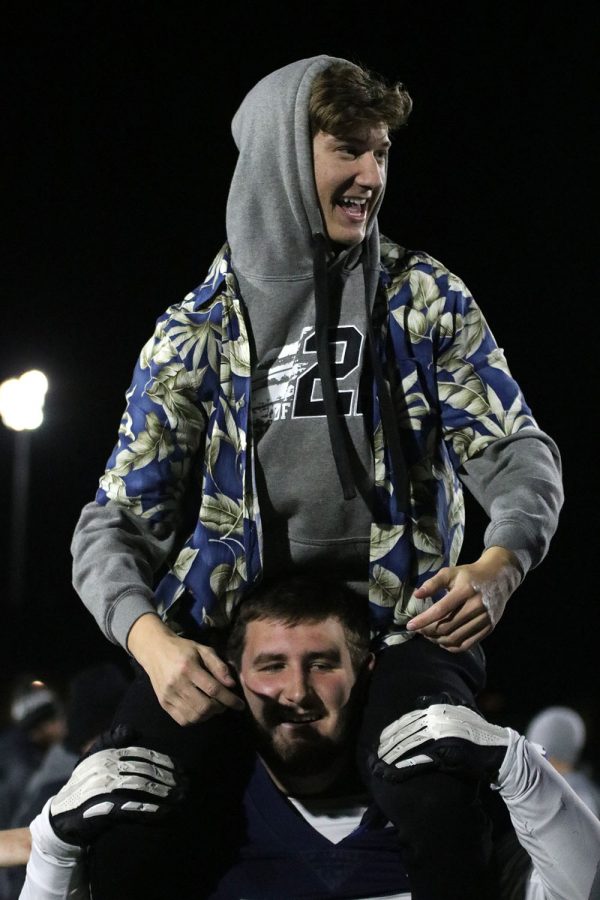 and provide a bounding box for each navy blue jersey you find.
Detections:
[209,760,410,899]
